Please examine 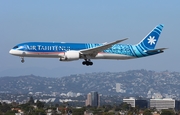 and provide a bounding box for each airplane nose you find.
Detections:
[9,49,24,56]
[9,49,15,55]
[9,49,13,54]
